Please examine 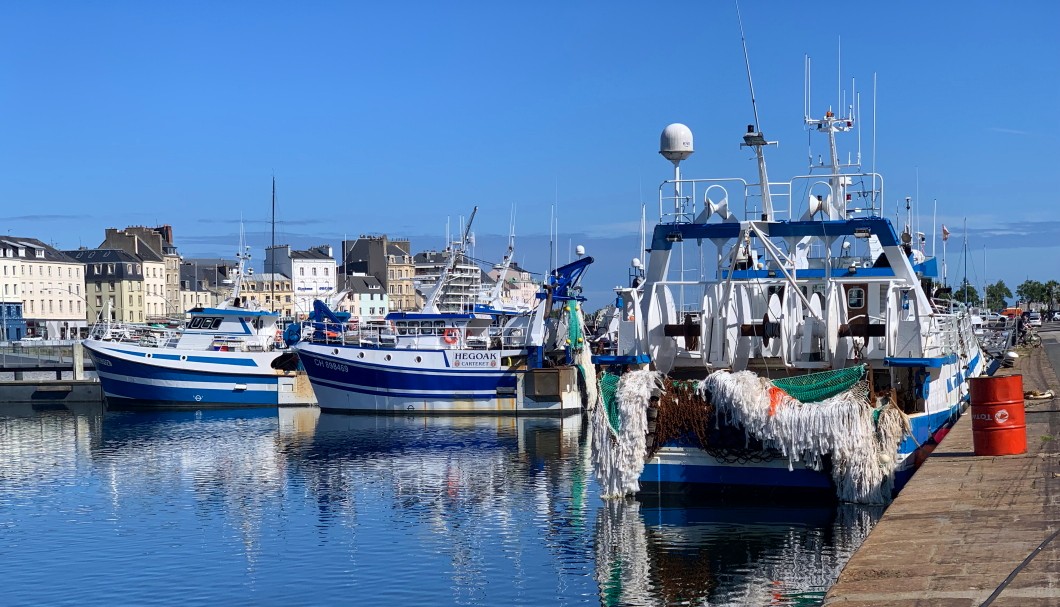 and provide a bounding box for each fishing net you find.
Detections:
[591,369,659,498]
[647,380,712,460]
[770,364,866,403]
[703,369,910,504]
